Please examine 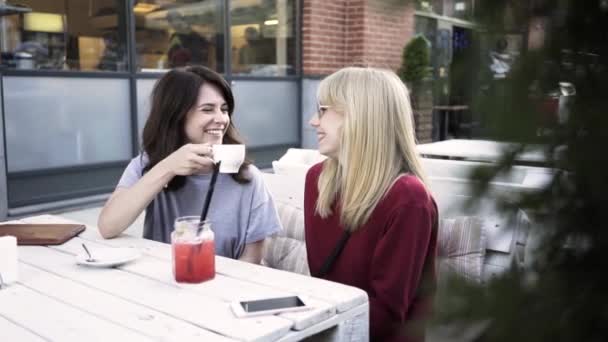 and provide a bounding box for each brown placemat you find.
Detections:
[0,224,86,245]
